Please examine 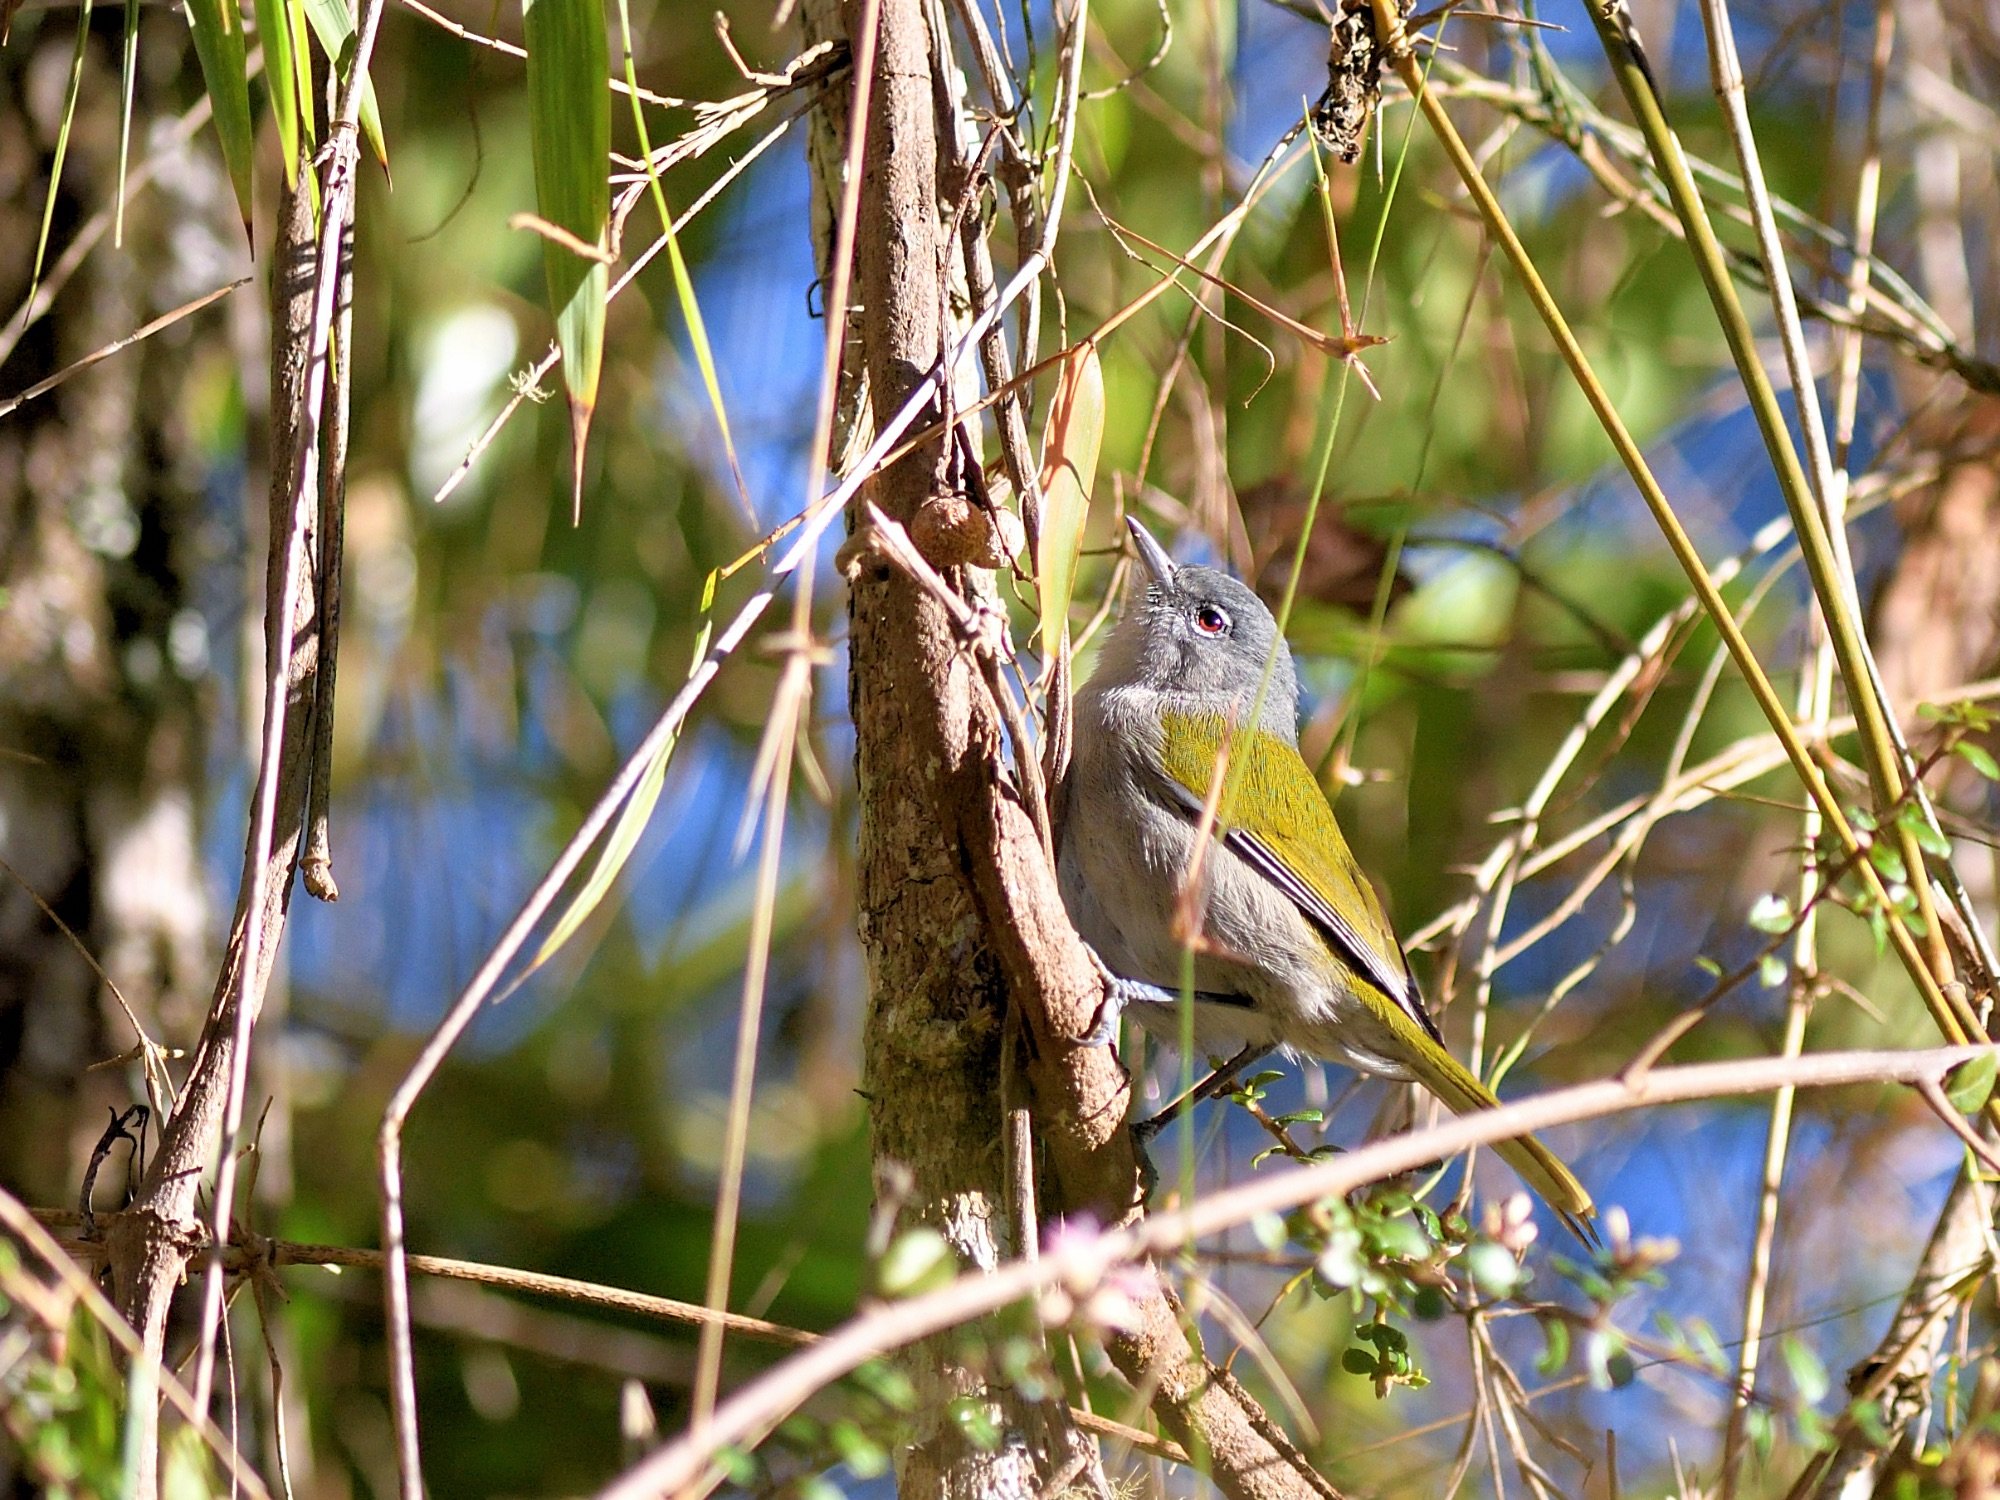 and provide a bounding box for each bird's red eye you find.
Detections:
[1193,604,1230,637]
